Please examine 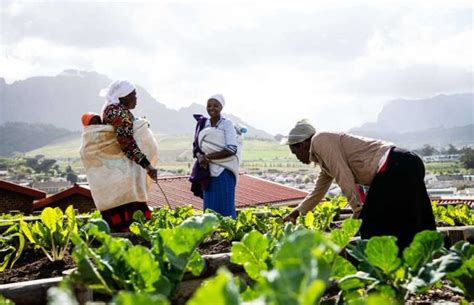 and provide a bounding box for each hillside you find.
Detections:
[0,122,79,156]
[0,70,272,139]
